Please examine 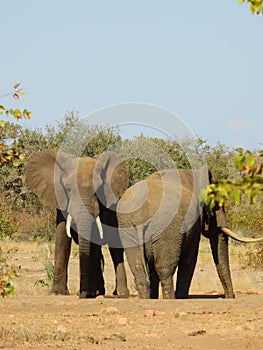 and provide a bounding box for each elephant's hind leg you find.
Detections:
[152,240,176,299]
[154,256,175,299]
[149,263,160,299]
[157,267,175,299]
[145,247,160,298]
